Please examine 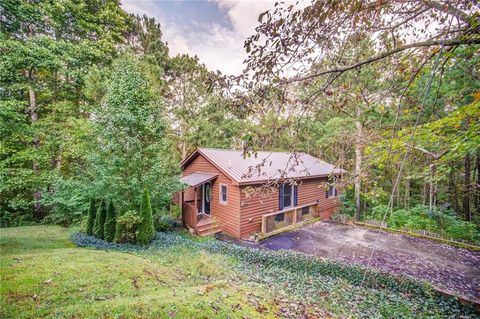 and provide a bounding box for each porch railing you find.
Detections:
[182,200,197,228]
[261,202,319,235]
